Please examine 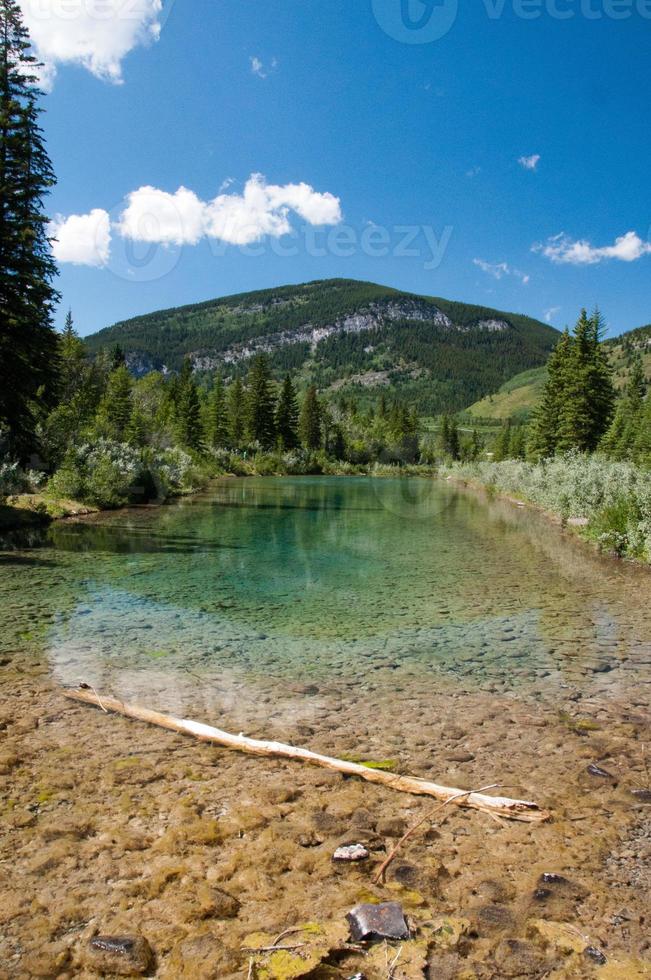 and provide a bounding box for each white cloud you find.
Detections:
[118,186,205,246]
[19,0,165,87]
[534,230,651,265]
[474,258,530,284]
[466,166,481,178]
[518,154,541,171]
[120,174,342,248]
[545,306,561,323]
[49,208,111,266]
[250,55,277,79]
